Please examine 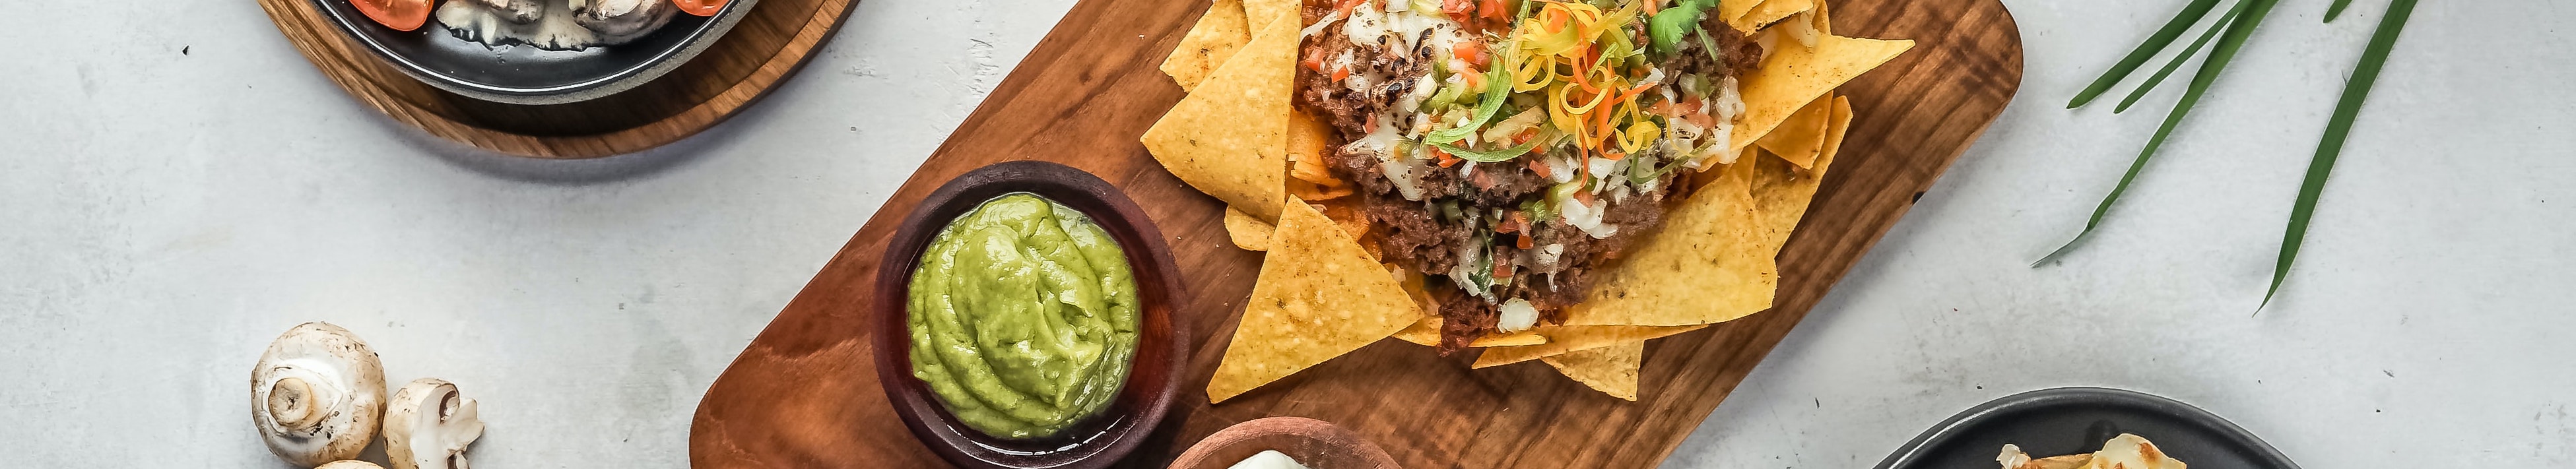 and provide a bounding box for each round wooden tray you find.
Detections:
[255,0,860,158]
